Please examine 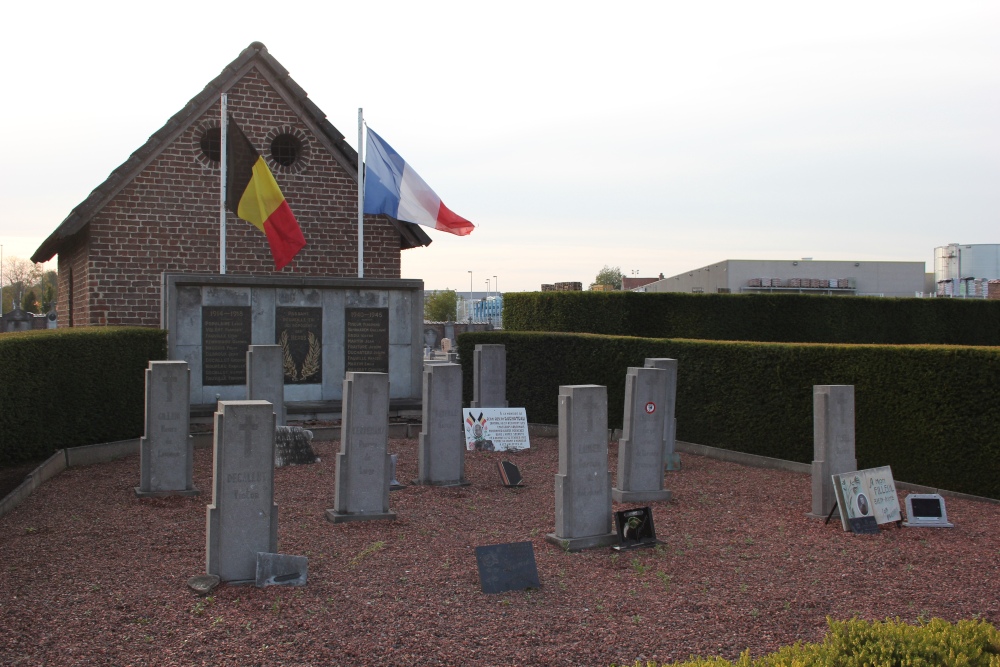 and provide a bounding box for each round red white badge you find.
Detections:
[645,402,656,414]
